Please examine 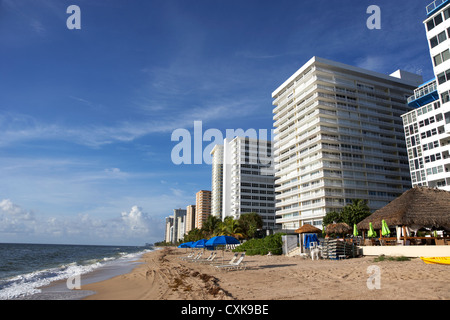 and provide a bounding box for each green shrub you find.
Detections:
[233,233,284,256]
[373,254,411,262]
